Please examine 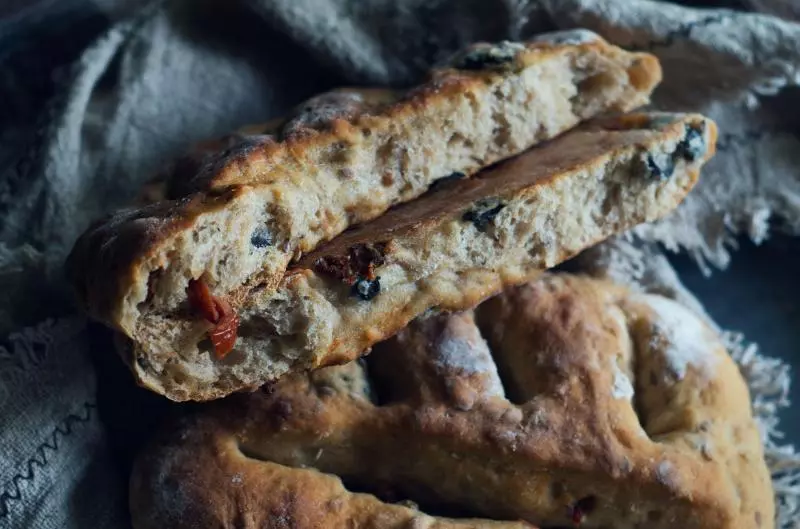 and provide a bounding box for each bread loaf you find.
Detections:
[130,273,772,528]
[119,112,714,400]
[67,30,662,399]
